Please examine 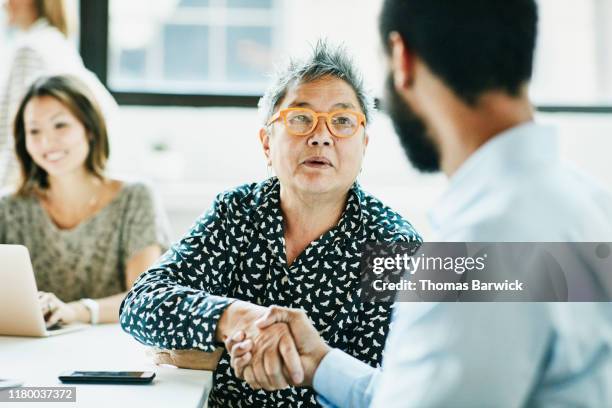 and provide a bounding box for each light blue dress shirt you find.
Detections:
[313,122,612,407]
